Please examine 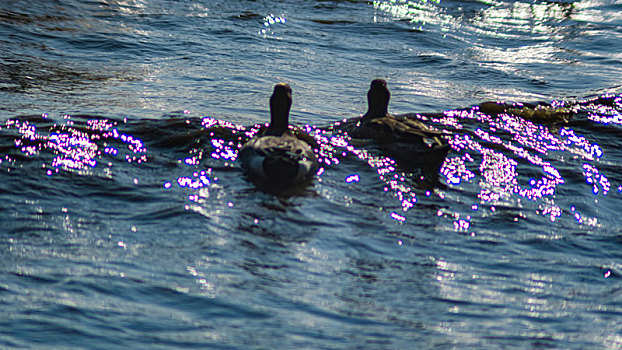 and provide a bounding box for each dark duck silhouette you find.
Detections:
[238,83,319,189]
[477,101,572,124]
[335,79,450,173]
